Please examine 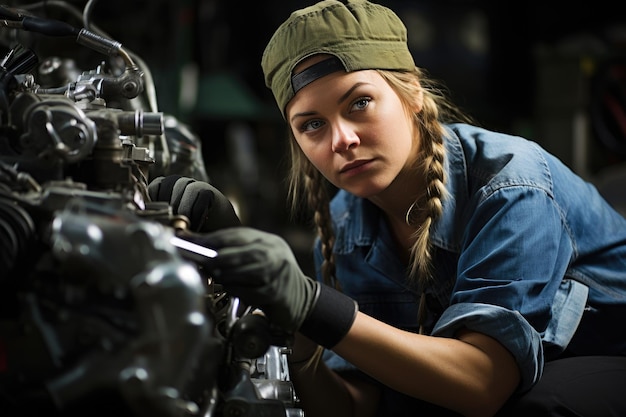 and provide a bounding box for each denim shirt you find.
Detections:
[315,123,626,401]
